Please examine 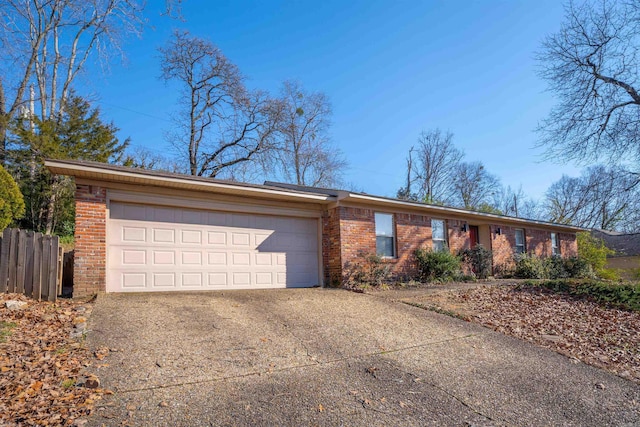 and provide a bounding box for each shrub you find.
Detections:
[526,279,640,312]
[515,253,597,280]
[514,253,546,279]
[414,248,462,282]
[544,256,569,279]
[577,232,615,277]
[459,245,493,279]
[562,256,594,279]
[343,253,392,288]
[0,165,25,230]
[597,268,620,281]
